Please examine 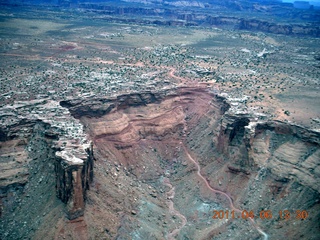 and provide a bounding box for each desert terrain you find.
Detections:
[0,2,319,240]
